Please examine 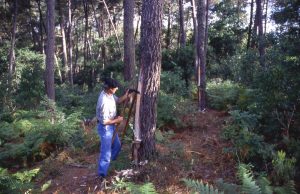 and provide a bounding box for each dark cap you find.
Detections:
[103,78,120,89]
